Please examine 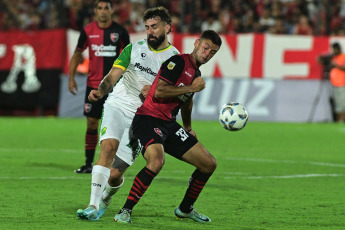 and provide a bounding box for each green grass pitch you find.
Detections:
[0,117,344,229]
